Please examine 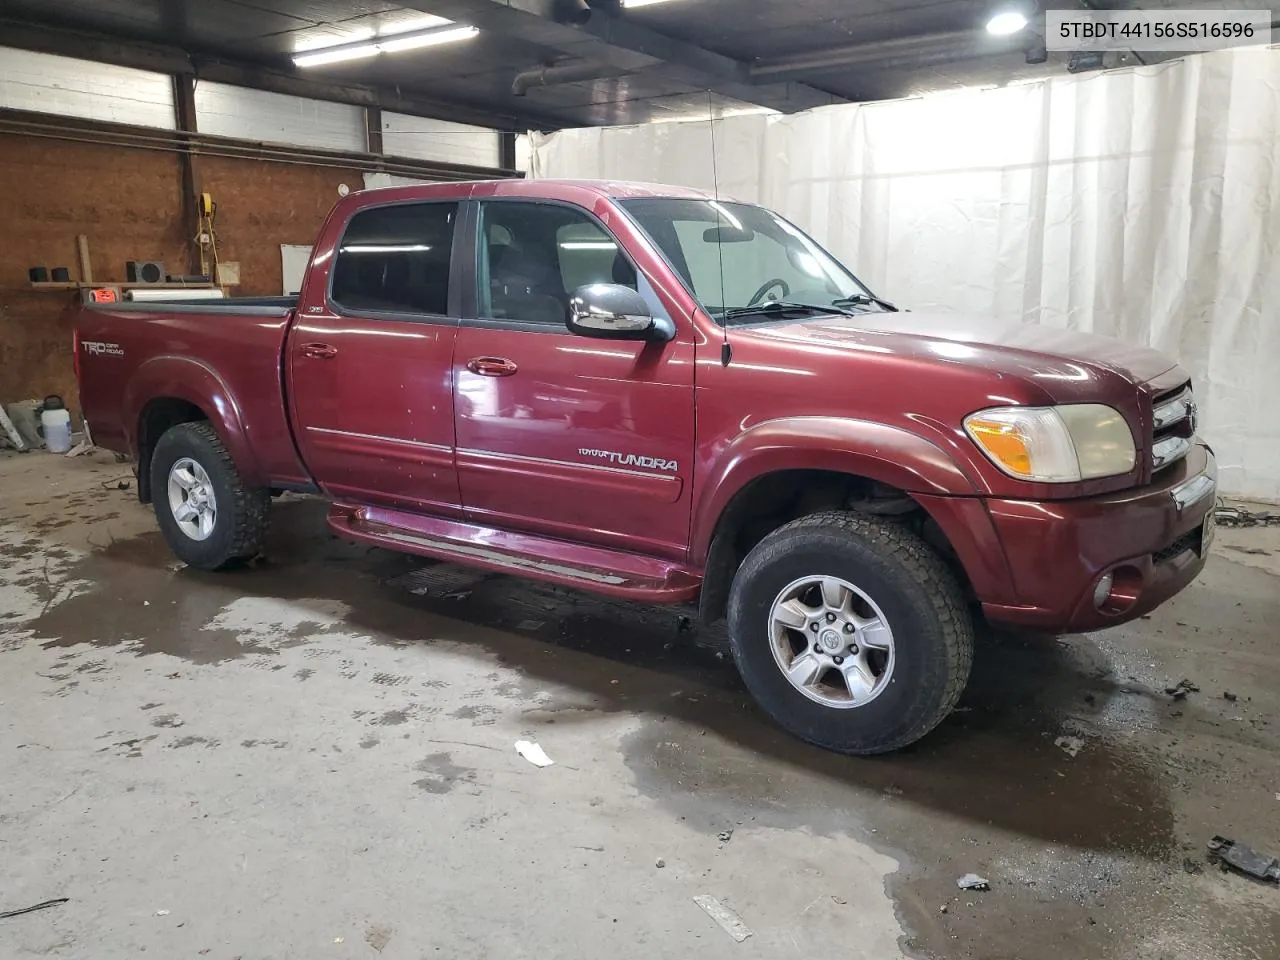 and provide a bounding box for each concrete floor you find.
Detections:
[2,449,1278,960]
